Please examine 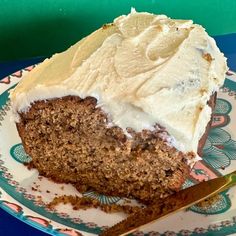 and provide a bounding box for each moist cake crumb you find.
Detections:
[17,96,196,203]
[47,195,142,214]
